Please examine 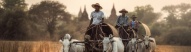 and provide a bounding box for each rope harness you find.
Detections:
[118,26,130,39]
[85,24,108,51]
